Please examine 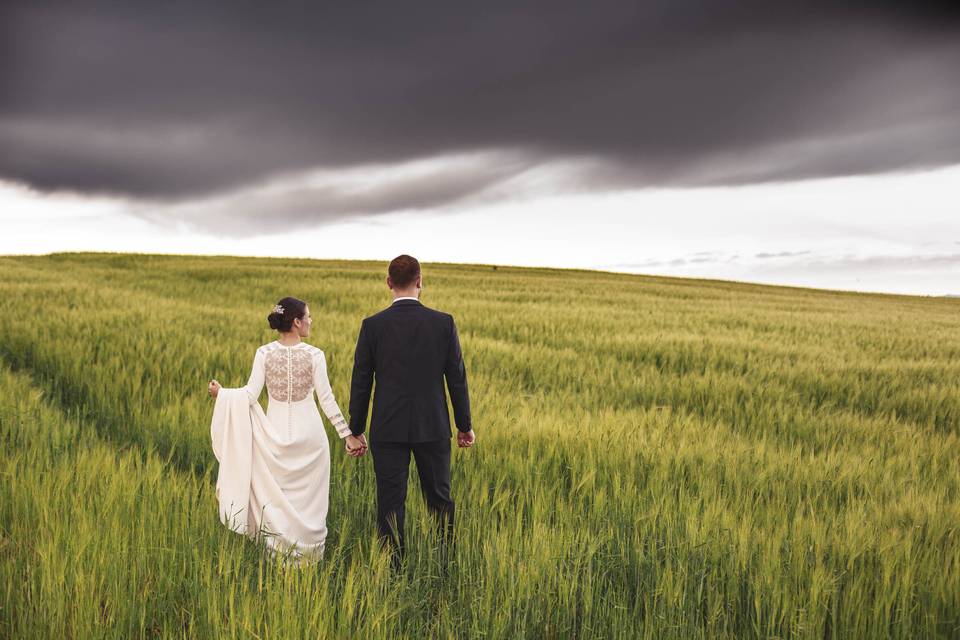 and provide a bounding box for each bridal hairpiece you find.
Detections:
[273,304,285,315]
